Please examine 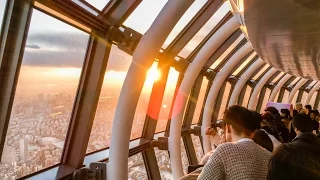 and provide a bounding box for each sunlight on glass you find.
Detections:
[310,91,318,108]
[282,90,290,103]
[210,34,245,69]
[232,52,256,76]
[242,86,252,107]
[192,77,209,124]
[0,0,6,35]
[178,2,230,58]
[271,72,285,83]
[146,63,161,85]
[260,89,271,113]
[301,91,308,105]
[289,77,301,86]
[218,82,231,119]
[252,64,270,80]
[292,91,299,104]
[85,0,110,11]
[308,80,317,88]
[123,0,168,34]
[163,0,208,49]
